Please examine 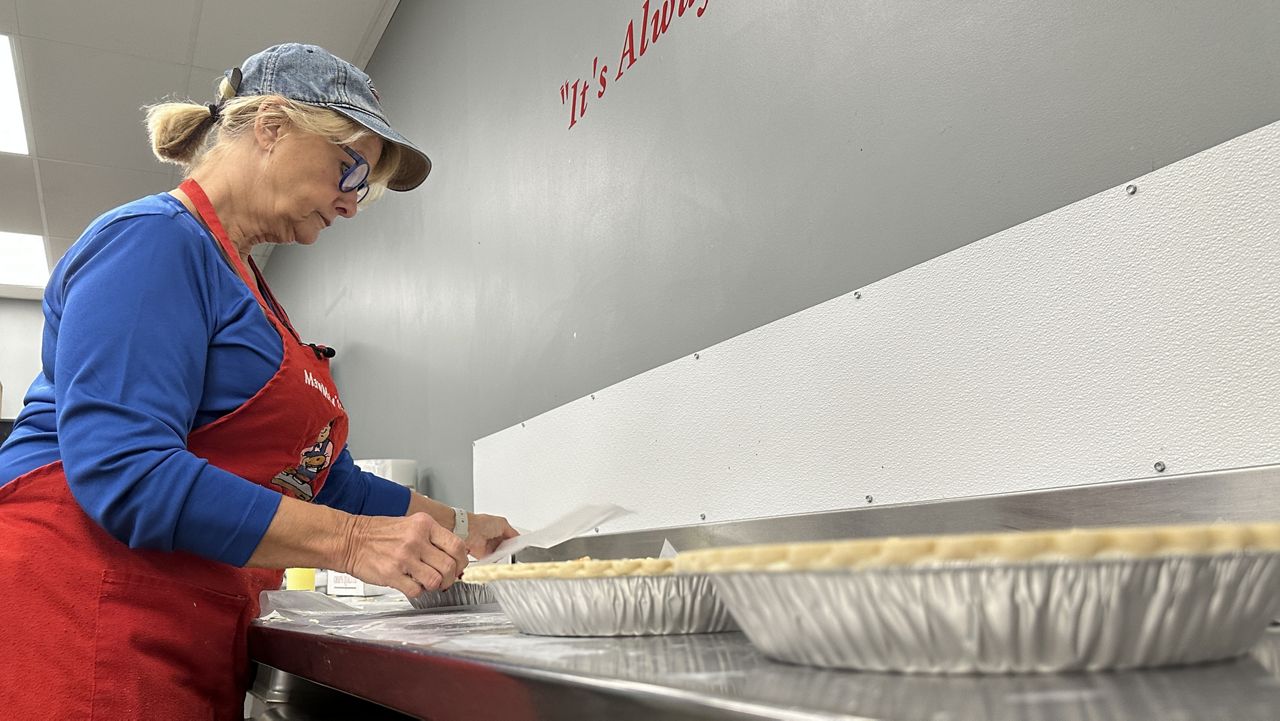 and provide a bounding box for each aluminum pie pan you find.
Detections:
[708,551,1280,674]
[488,574,737,637]
[408,581,495,610]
